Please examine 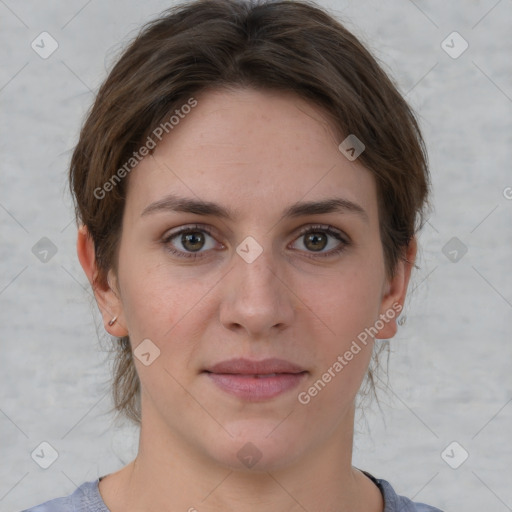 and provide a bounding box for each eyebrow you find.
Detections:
[141,193,369,224]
